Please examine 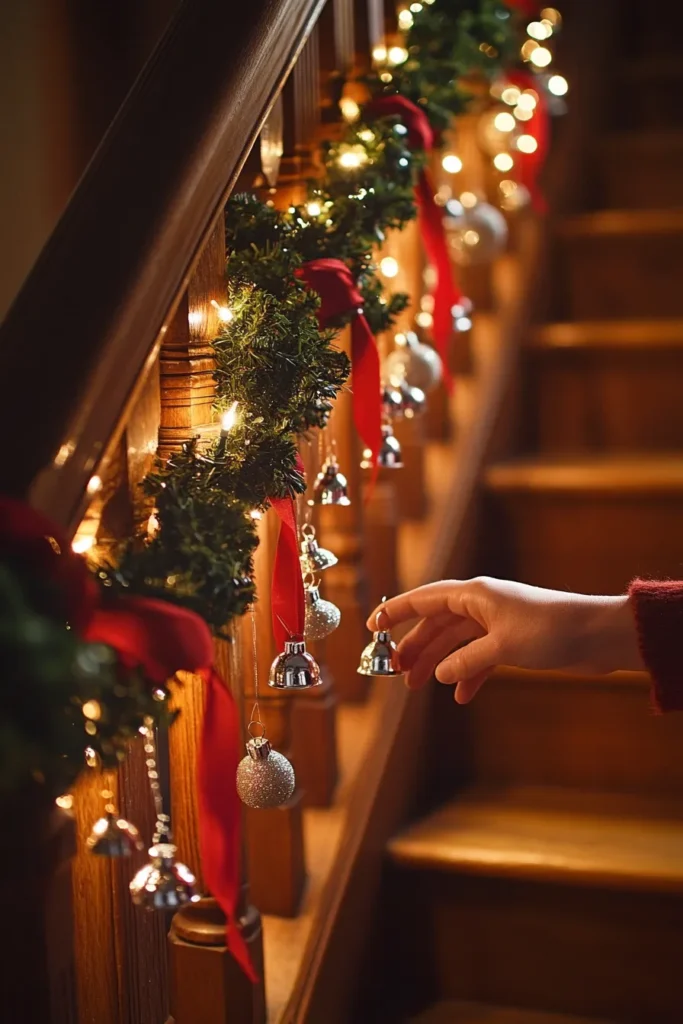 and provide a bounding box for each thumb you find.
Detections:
[435,634,499,686]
